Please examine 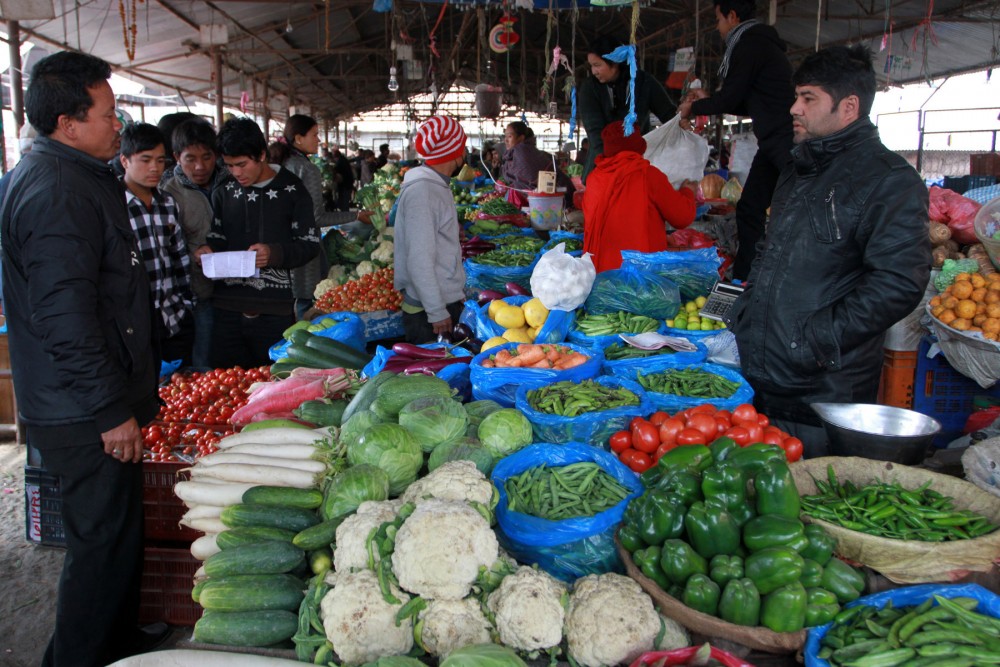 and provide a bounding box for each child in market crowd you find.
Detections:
[120,122,196,367]
[393,115,468,343]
